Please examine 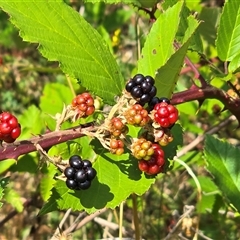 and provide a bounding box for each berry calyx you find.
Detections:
[71,92,95,118]
[0,112,21,143]
[153,102,179,128]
